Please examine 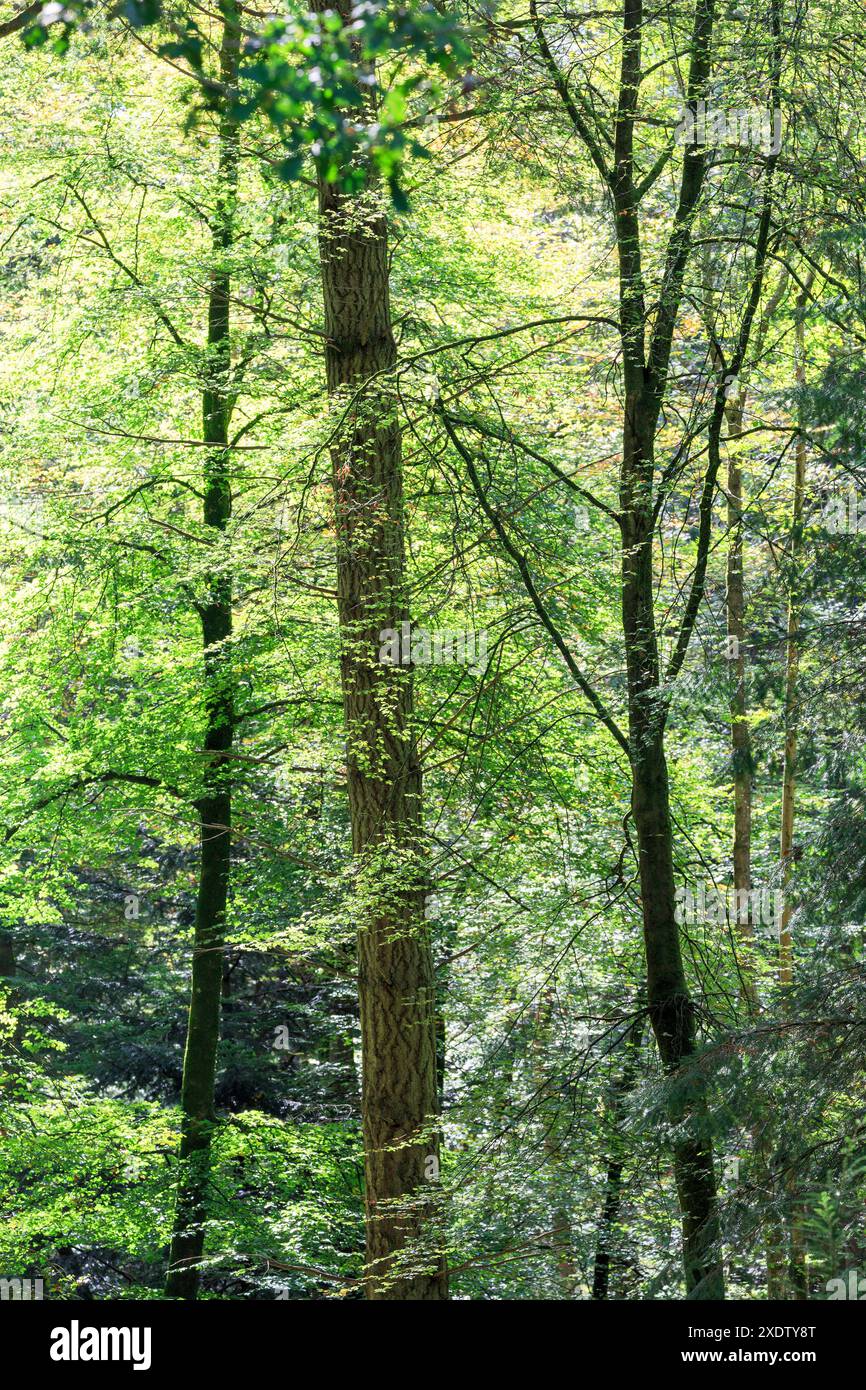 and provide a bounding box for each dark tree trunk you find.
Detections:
[592,1014,643,1298]
[606,0,723,1294]
[0,929,15,978]
[165,10,239,1301]
[620,392,723,1299]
